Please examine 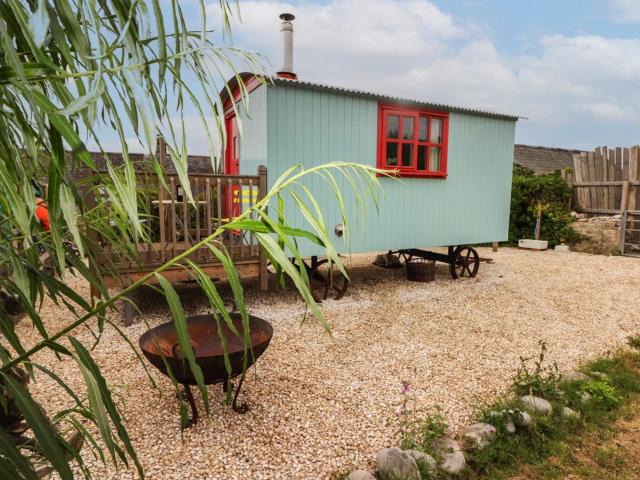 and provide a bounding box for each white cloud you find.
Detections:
[611,0,640,22]
[202,0,640,148]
